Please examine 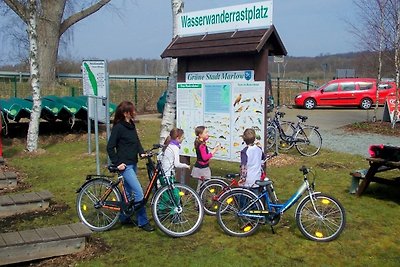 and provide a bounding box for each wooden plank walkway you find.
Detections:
[0,190,53,218]
[0,222,92,266]
[0,171,17,189]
